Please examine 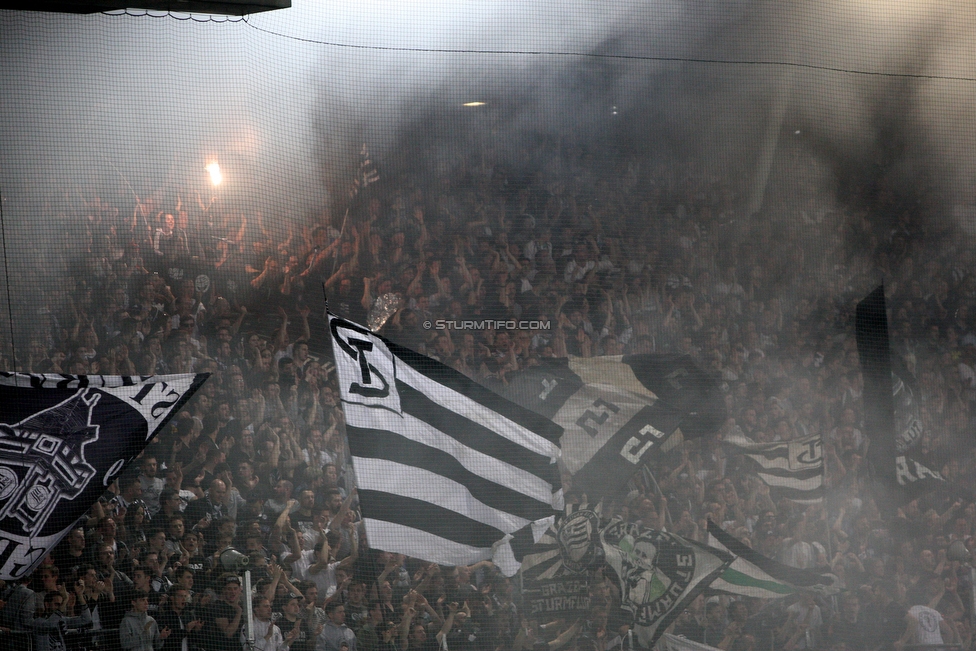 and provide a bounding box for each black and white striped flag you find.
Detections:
[723,433,824,503]
[348,143,380,200]
[327,313,563,575]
